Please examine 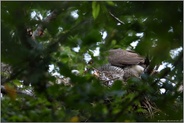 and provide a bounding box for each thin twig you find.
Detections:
[109,11,125,25]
